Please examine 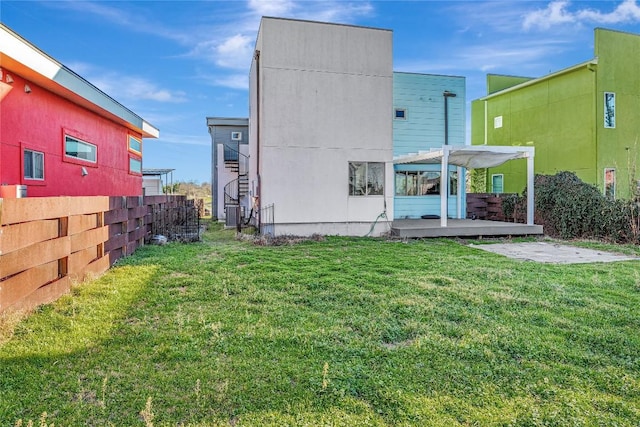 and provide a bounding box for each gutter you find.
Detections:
[479,58,599,101]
